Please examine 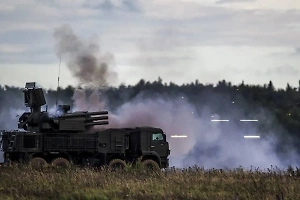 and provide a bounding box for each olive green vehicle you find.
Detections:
[0,82,170,170]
